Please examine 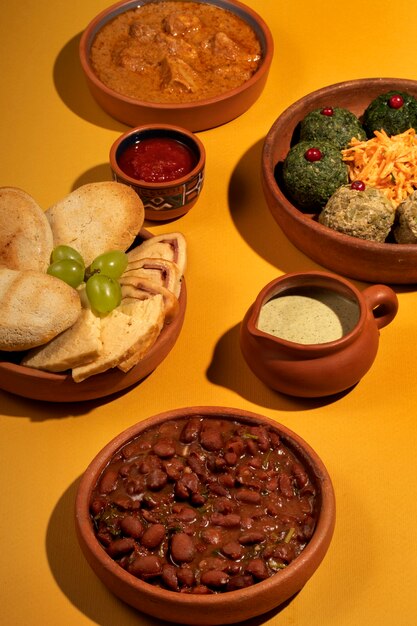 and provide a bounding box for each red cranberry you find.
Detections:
[351,180,365,191]
[304,147,322,162]
[388,94,404,109]
[321,107,334,116]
